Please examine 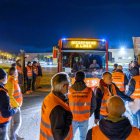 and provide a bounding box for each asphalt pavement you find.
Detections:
[19,91,48,140]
